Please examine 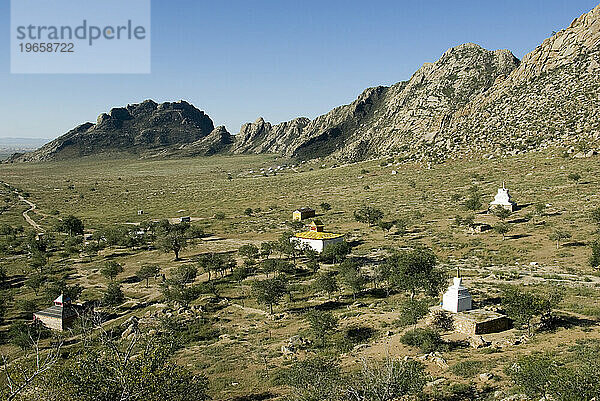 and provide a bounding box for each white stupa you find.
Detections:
[489,182,517,212]
[442,268,472,313]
